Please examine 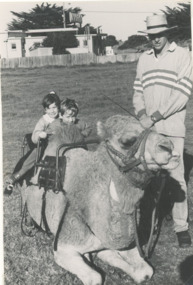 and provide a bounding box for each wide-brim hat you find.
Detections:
[138,14,178,34]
